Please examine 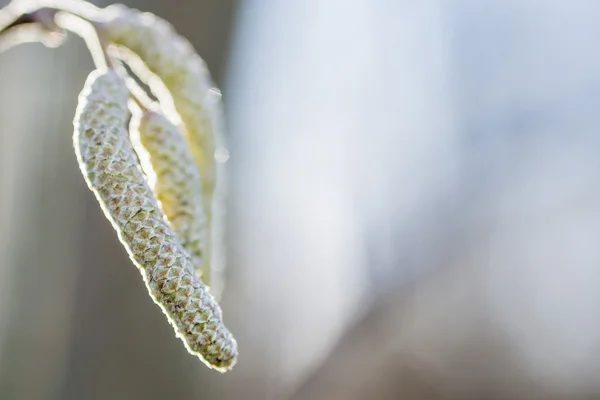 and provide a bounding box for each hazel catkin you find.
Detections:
[73,69,237,371]
[100,4,225,215]
[100,4,230,297]
[132,109,209,283]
